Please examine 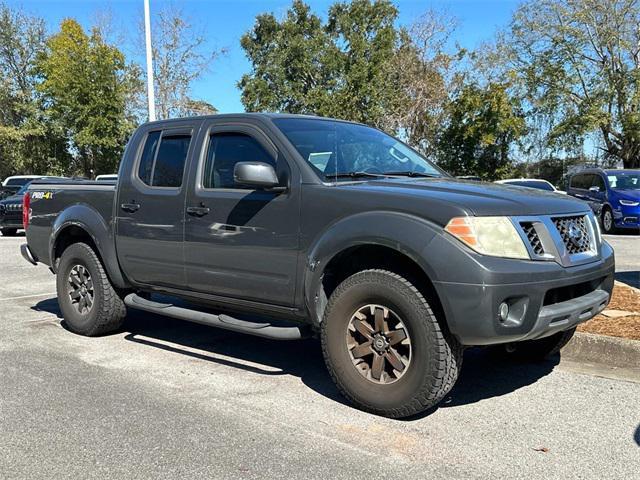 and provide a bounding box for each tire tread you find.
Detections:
[321,269,462,418]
